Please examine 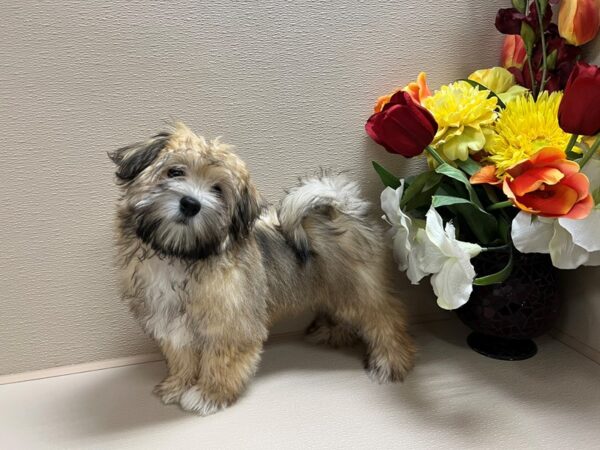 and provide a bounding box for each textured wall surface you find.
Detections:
[1,0,505,375]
